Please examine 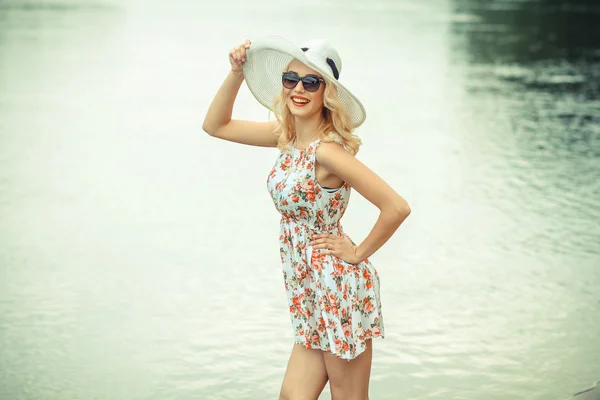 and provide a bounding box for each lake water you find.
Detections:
[0,0,599,399]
